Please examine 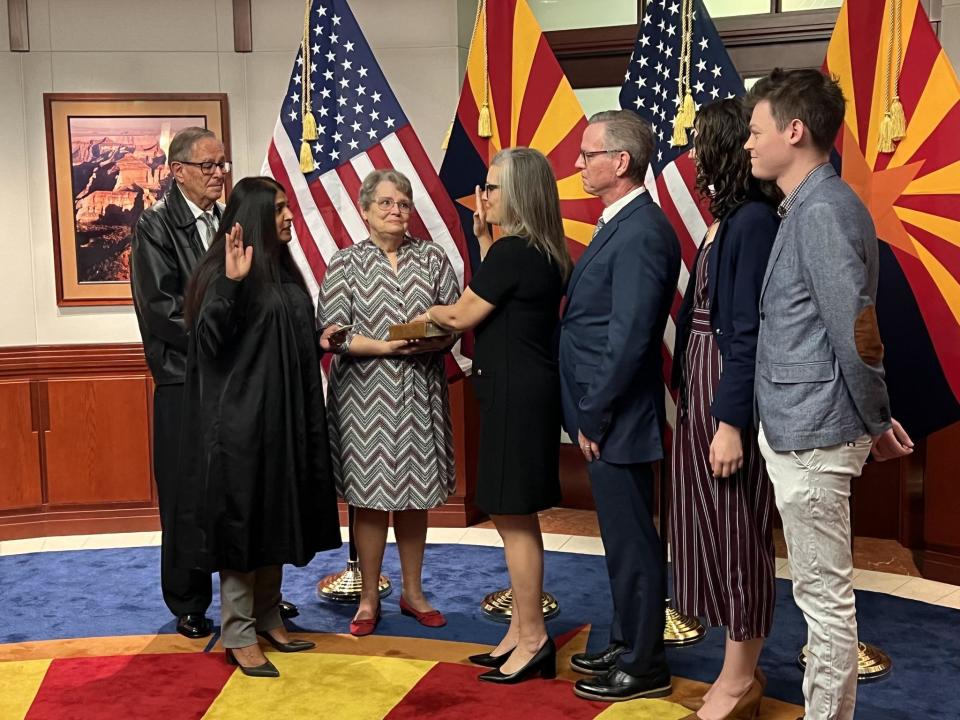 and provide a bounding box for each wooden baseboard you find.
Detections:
[0,504,160,541]
[915,548,960,586]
